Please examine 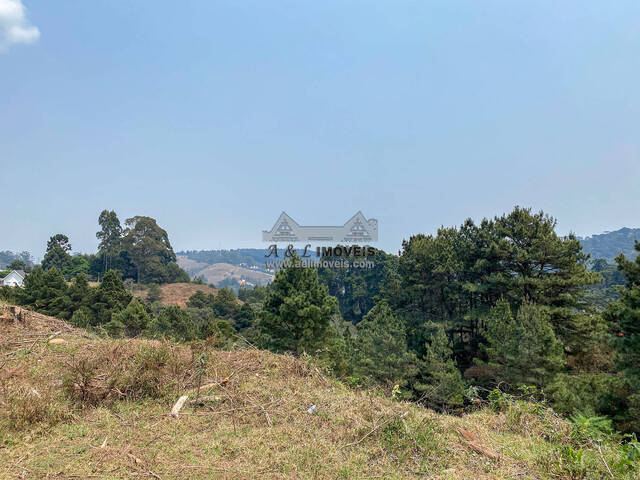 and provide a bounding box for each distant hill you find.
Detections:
[176,248,326,289]
[178,249,268,269]
[176,250,274,289]
[579,227,640,263]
